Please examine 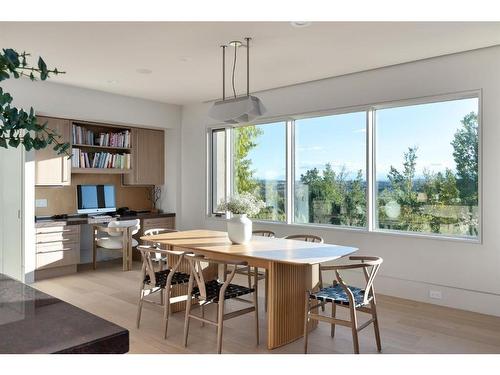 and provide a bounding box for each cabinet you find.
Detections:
[35,116,71,186]
[35,223,80,280]
[123,128,165,186]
